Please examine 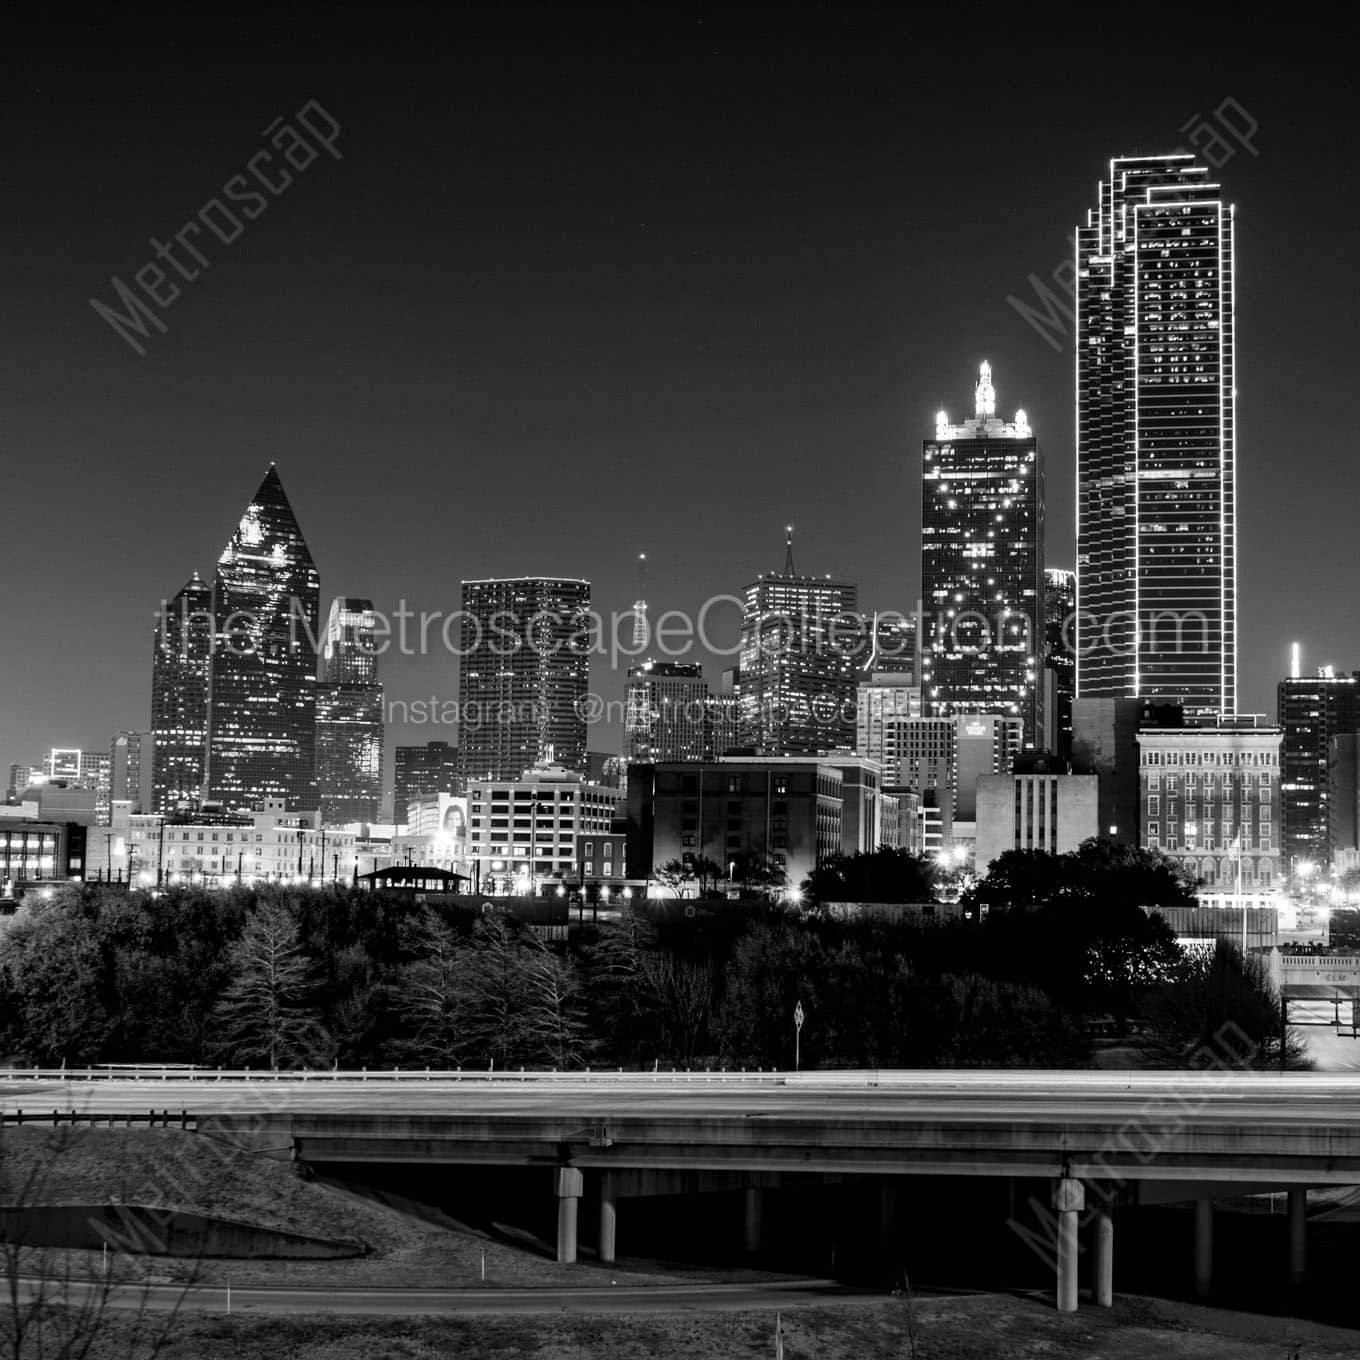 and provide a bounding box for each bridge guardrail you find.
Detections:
[0,1066,791,1085]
